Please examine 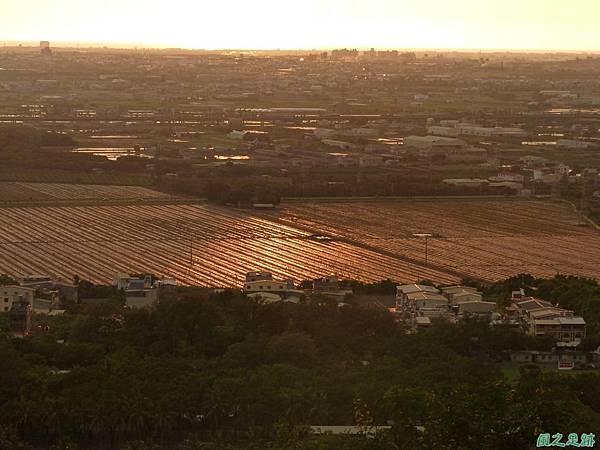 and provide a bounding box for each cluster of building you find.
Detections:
[2,275,77,336]
[242,271,352,304]
[390,283,588,351]
[392,284,497,330]
[427,120,527,138]
[112,272,177,309]
[507,289,586,346]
